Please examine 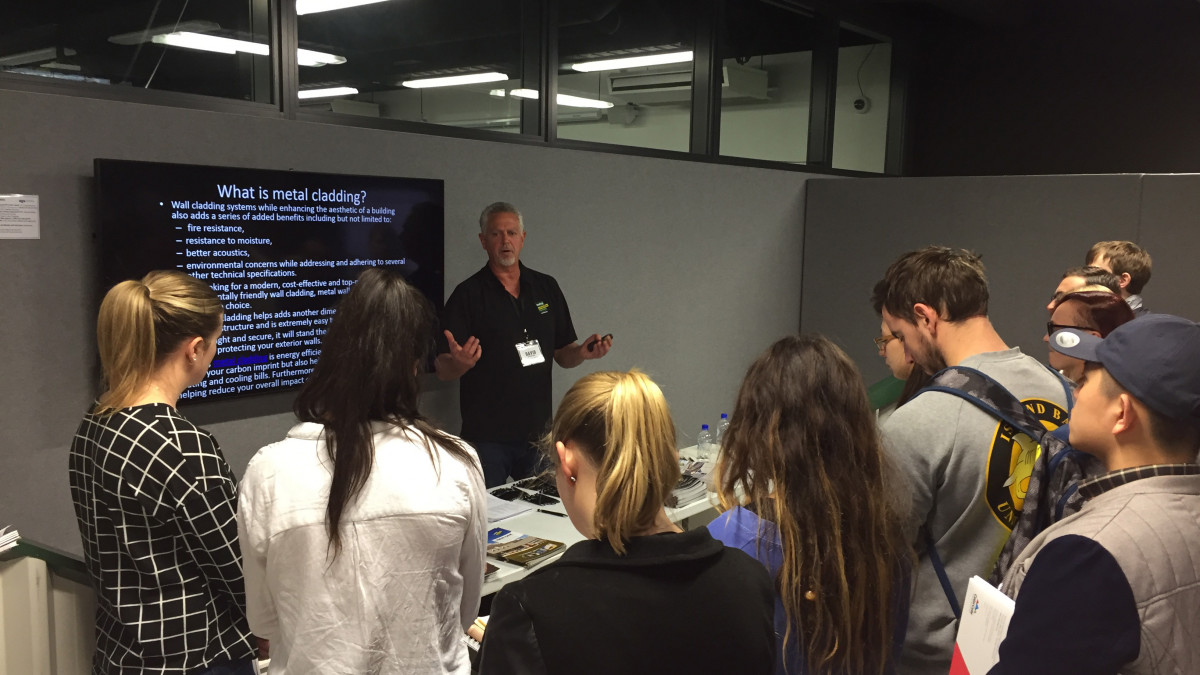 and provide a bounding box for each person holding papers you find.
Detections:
[990,315,1200,675]
[708,335,912,675]
[479,370,775,674]
[238,268,486,675]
